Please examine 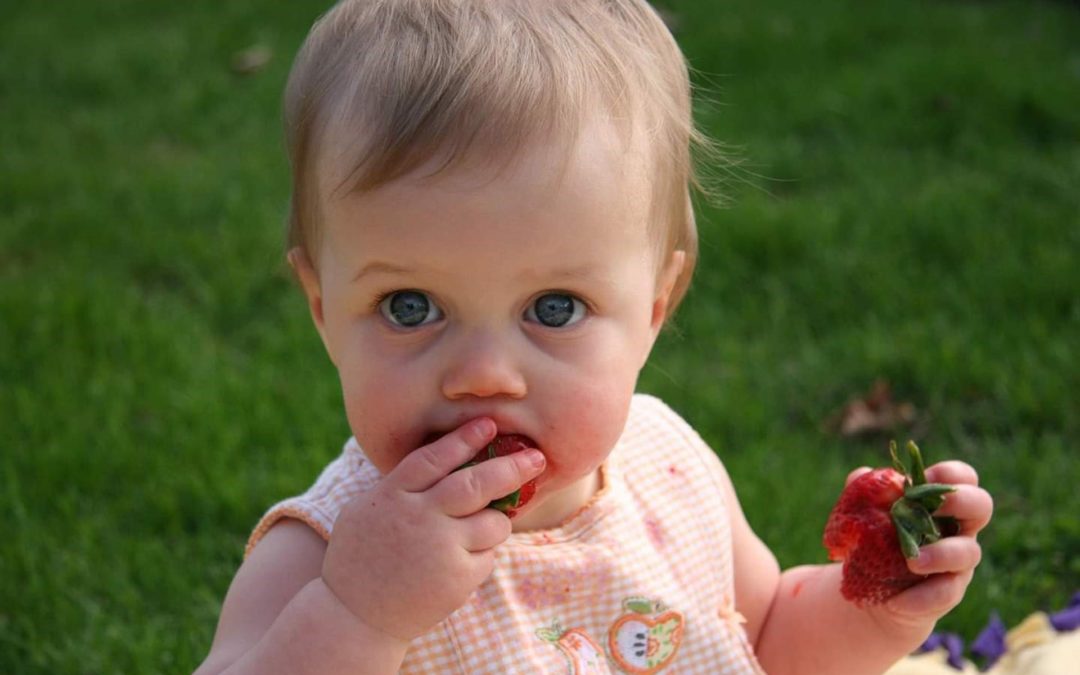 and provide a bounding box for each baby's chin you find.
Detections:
[508,468,603,532]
